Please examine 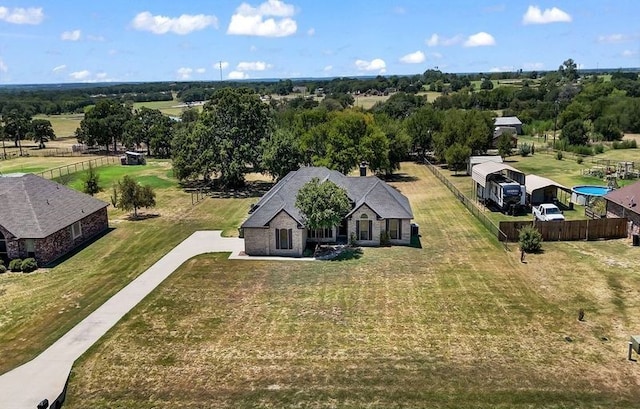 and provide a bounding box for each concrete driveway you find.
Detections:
[0,231,244,409]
